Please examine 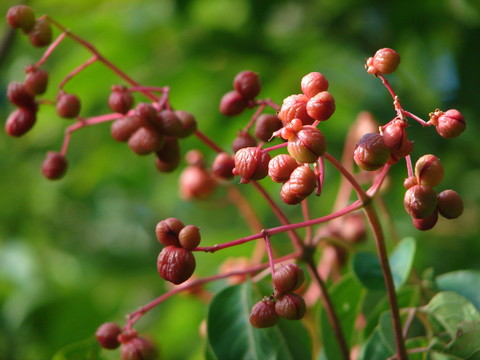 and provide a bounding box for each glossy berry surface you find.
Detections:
[415,154,444,187]
[437,190,464,219]
[25,66,49,95]
[436,109,466,138]
[5,107,36,137]
[353,133,390,171]
[287,126,326,163]
[404,184,438,219]
[233,147,271,183]
[95,322,122,350]
[212,152,235,180]
[268,154,298,183]
[278,94,314,126]
[301,72,329,98]
[232,131,257,153]
[306,91,335,121]
[219,90,248,116]
[156,218,184,247]
[178,225,201,251]
[372,48,400,74]
[249,298,278,328]
[254,114,282,142]
[273,263,305,295]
